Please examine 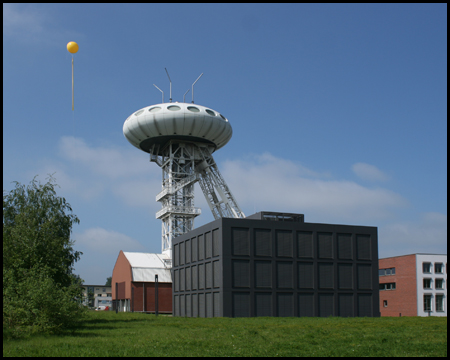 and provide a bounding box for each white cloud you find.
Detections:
[32,163,106,201]
[32,137,446,283]
[112,179,160,208]
[244,153,328,179]
[379,212,447,258]
[58,136,149,179]
[42,138,409,224]
[221,154,407,223]
[3,4,82,46]
[73,227,149,284]
[352,162,389,182]
[74,227,146,256]
[48,137,162,208]
[3,4,44,36]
